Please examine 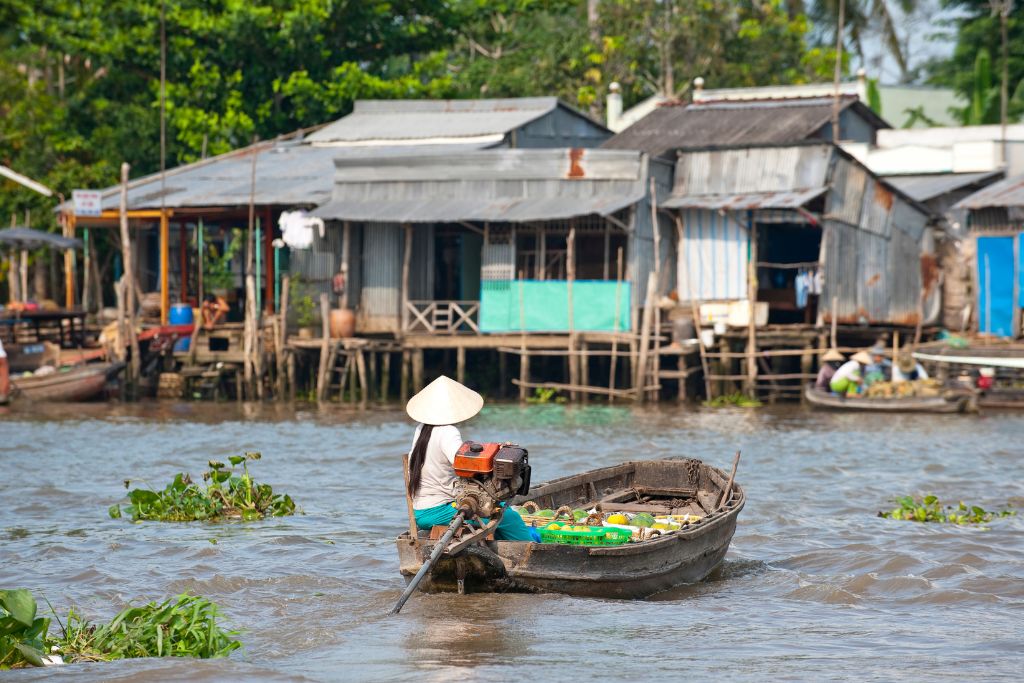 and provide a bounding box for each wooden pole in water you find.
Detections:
[316,292,330,401]
[609,247,624,402]
[745,217,758,396]
[634,271,657,400]
[830,295,838,348]
[567,226,577,402]
[118,163,141,390]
